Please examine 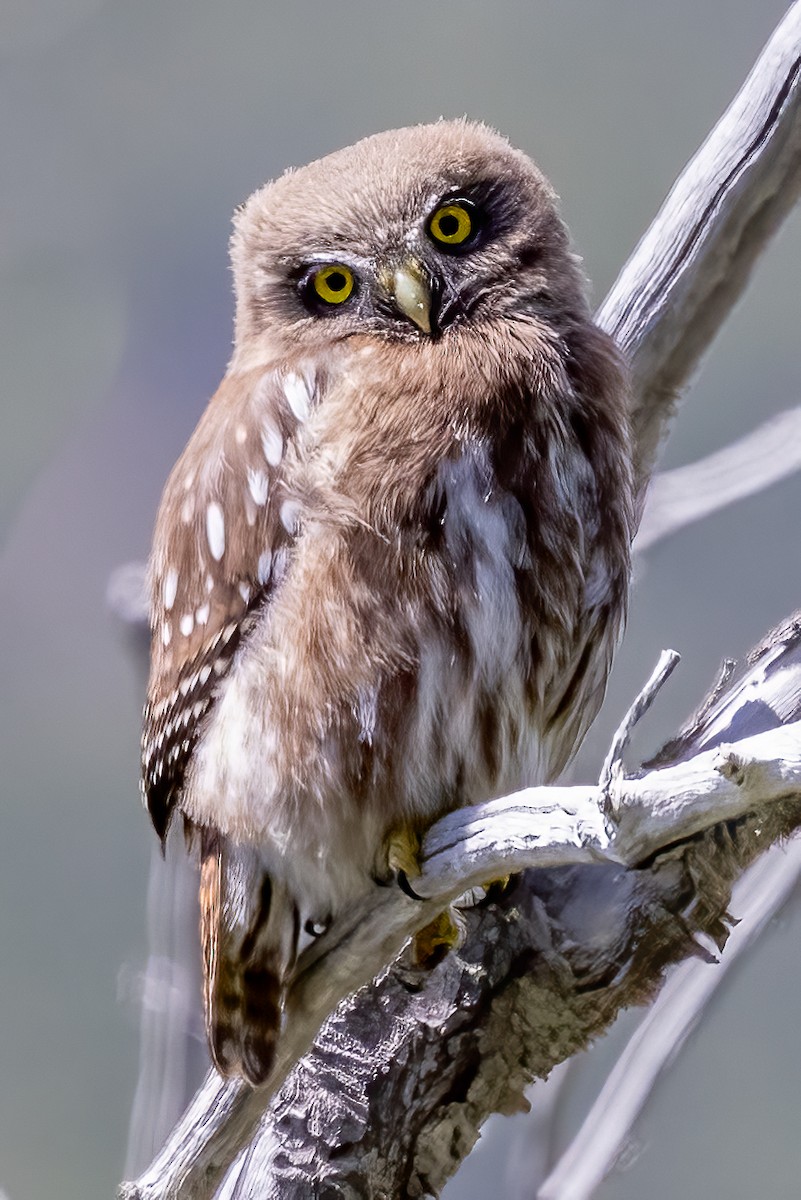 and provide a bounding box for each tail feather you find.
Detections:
[199,831,298,1085]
